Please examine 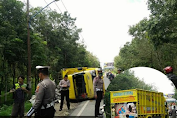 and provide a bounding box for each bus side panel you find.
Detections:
[68,75,76,100]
